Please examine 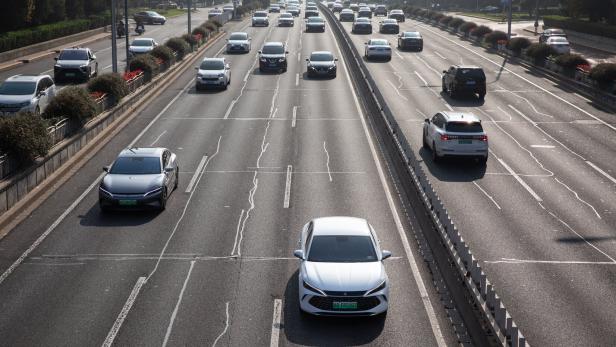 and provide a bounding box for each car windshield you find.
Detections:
[446,122,484,133]
[281,14,292,18]
[550,37,568,43]
[254,12,267,17]
[262,45,284,54]
[310,52,333,61]
[308,17,323,22]
[356,18,370,22]
[200,60,225,70]
[131,40,153,47]
[147,11,159,15]
[383,19,397,24]
[229,33,248,40]
[0,81,36,95]
[370,39,388,46]
[308,235,377,262]
[457,68,485,79]
[403,32,420,37]
[306,6,317,10]
[110,157,161,174]
[59,50,88,60]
